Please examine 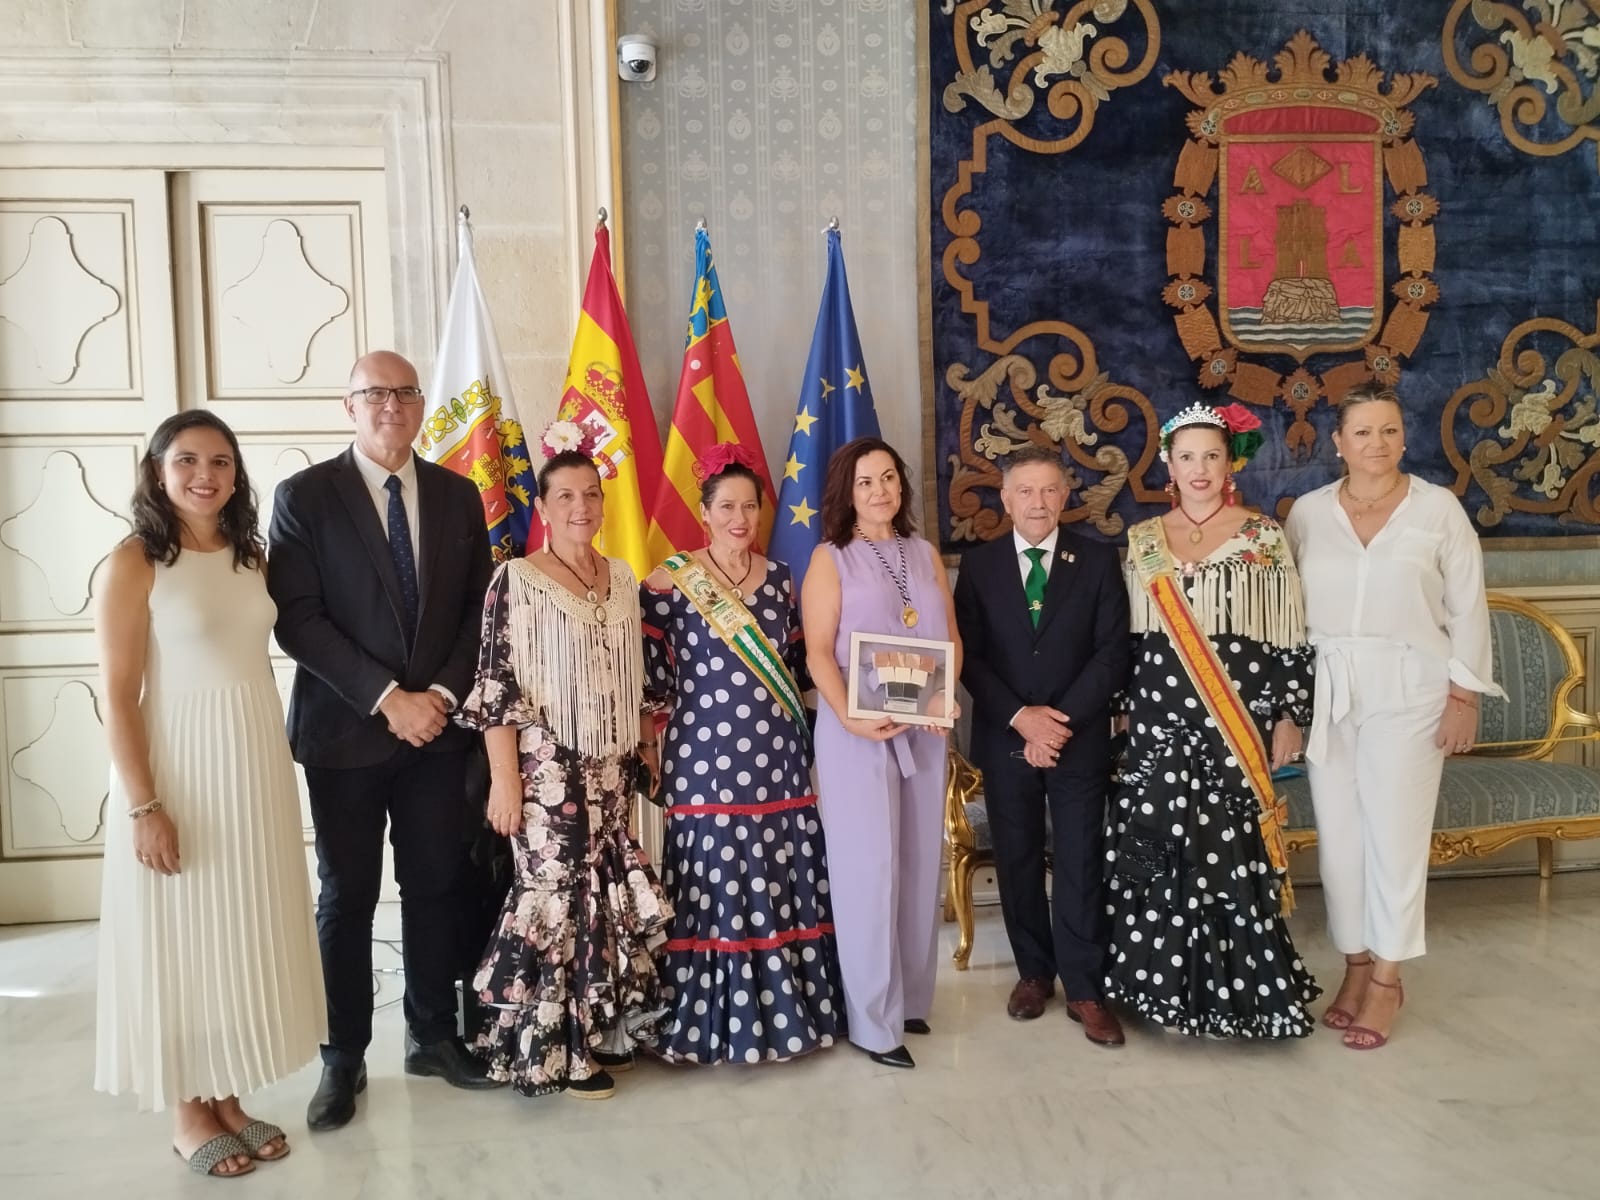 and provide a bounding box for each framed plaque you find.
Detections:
[845,632,957,729]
